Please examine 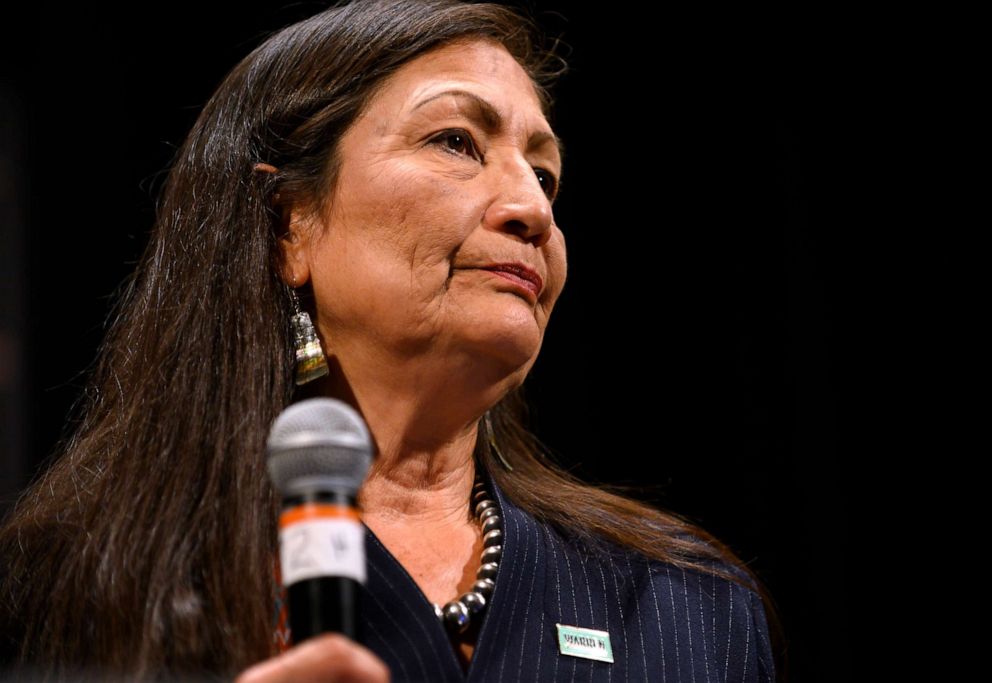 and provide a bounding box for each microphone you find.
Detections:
[266,397,374,643]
